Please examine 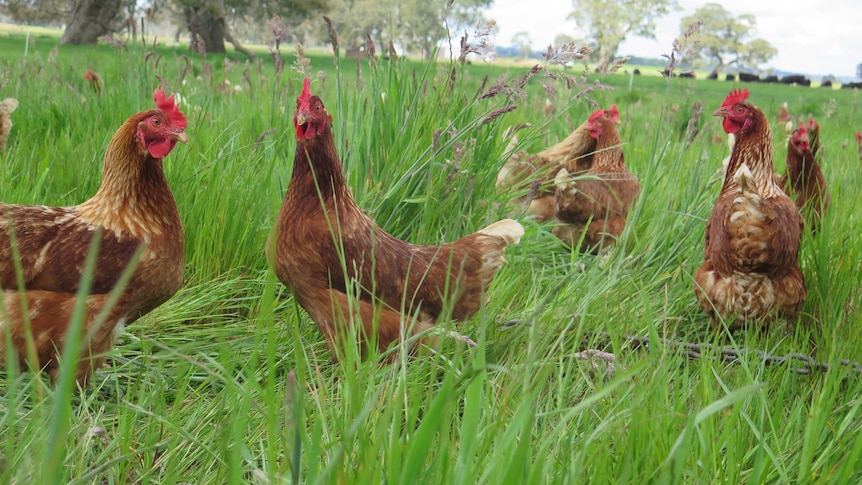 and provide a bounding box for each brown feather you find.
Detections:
[270,92,522,357]
[552,115,639,252]
[497,117,597,221]
[0,106,186,384]
[0,98,18,153]
[781,125,830,233]
[694,98,806,329]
